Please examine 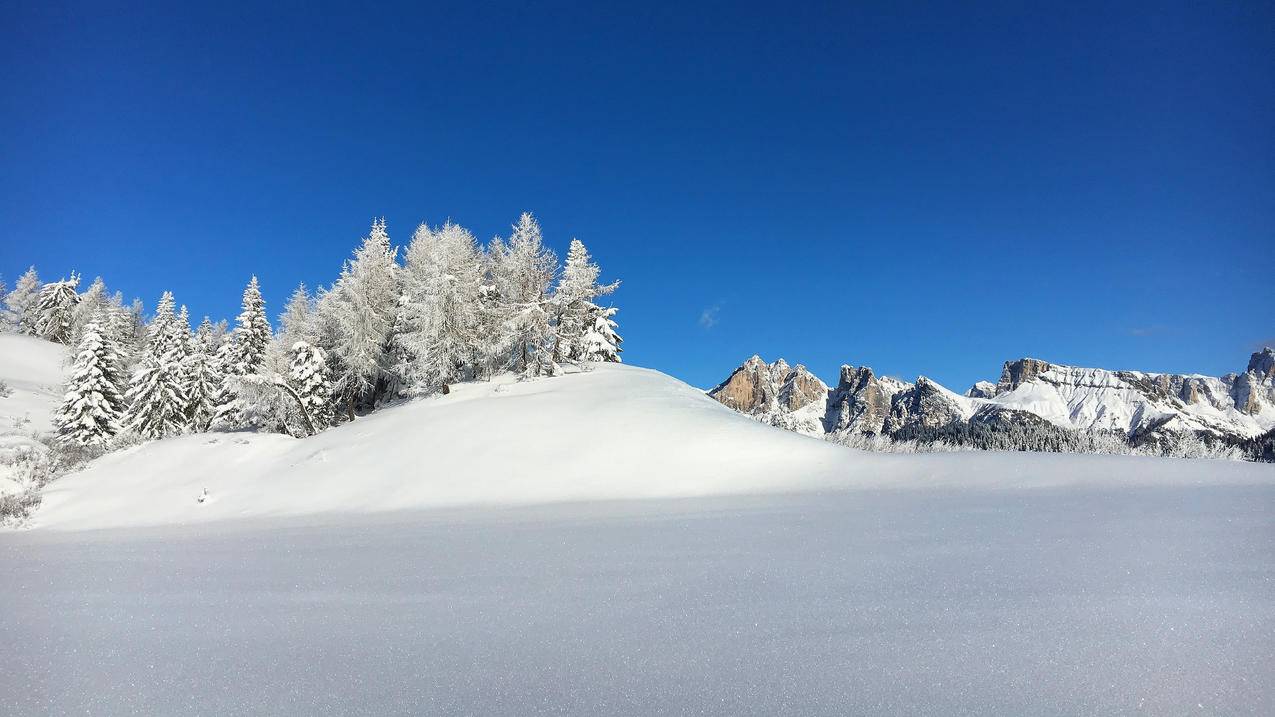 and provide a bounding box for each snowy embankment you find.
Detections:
[0,334,65,494]
[33,362,1275,530]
